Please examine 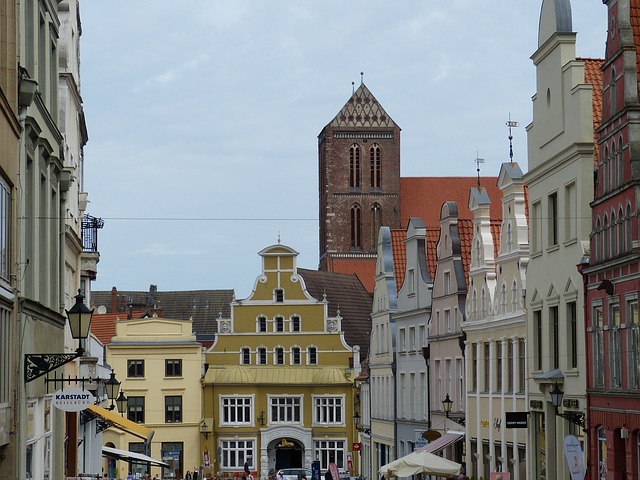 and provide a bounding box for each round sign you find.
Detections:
[52,387,95,412]
[422,430,442,441]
